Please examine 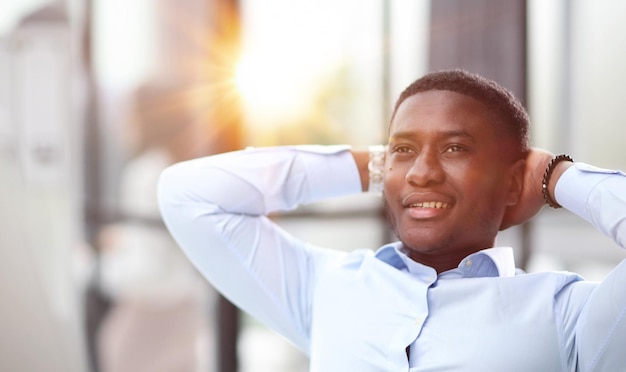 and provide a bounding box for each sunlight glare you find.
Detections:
[235,51,314,125]
[234,0,354,128]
